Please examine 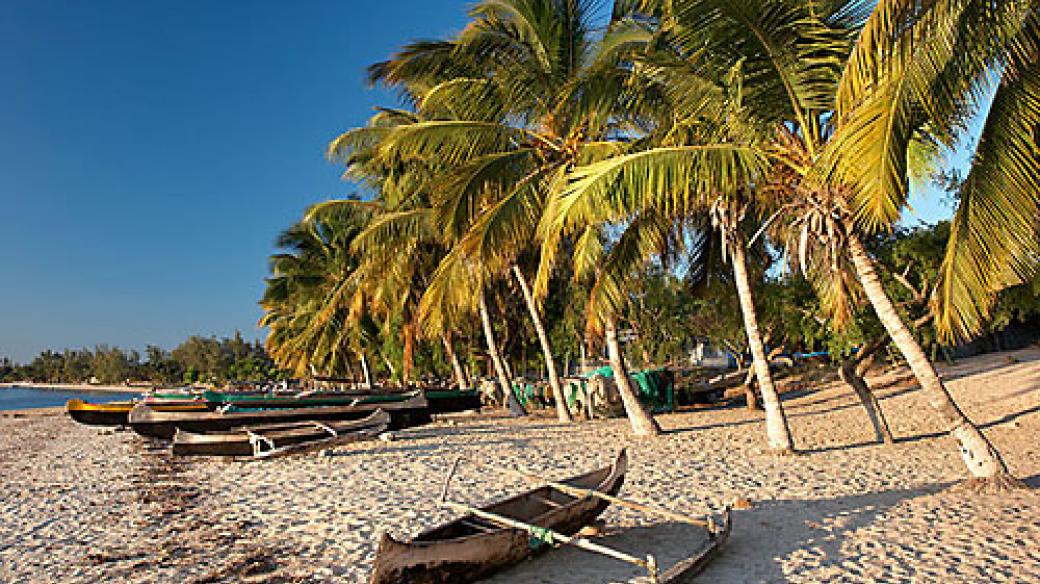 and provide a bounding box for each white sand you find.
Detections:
[1,348,1038,583]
